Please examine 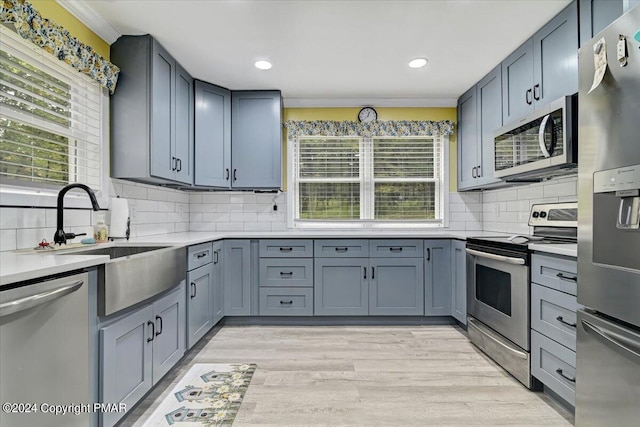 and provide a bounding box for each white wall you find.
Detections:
[0,178,189,251]
[482,175,578,235]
